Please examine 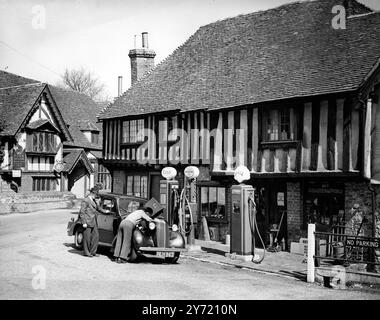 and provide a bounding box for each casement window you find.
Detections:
[32,177,57,191]
[122,119,145,143]
[126,174,148,198]
[28,132,56,153]
[97,164,111,190]
[262,107,298,142]
[27,156,54,171]
[200,187,226,221]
